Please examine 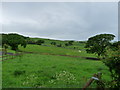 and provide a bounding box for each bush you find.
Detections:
[103,52,120,88]
[68,41,74,45]
[57,44,62,47]
[36,40,44,45]
[51,42,56,45]
[65,43,69,46]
